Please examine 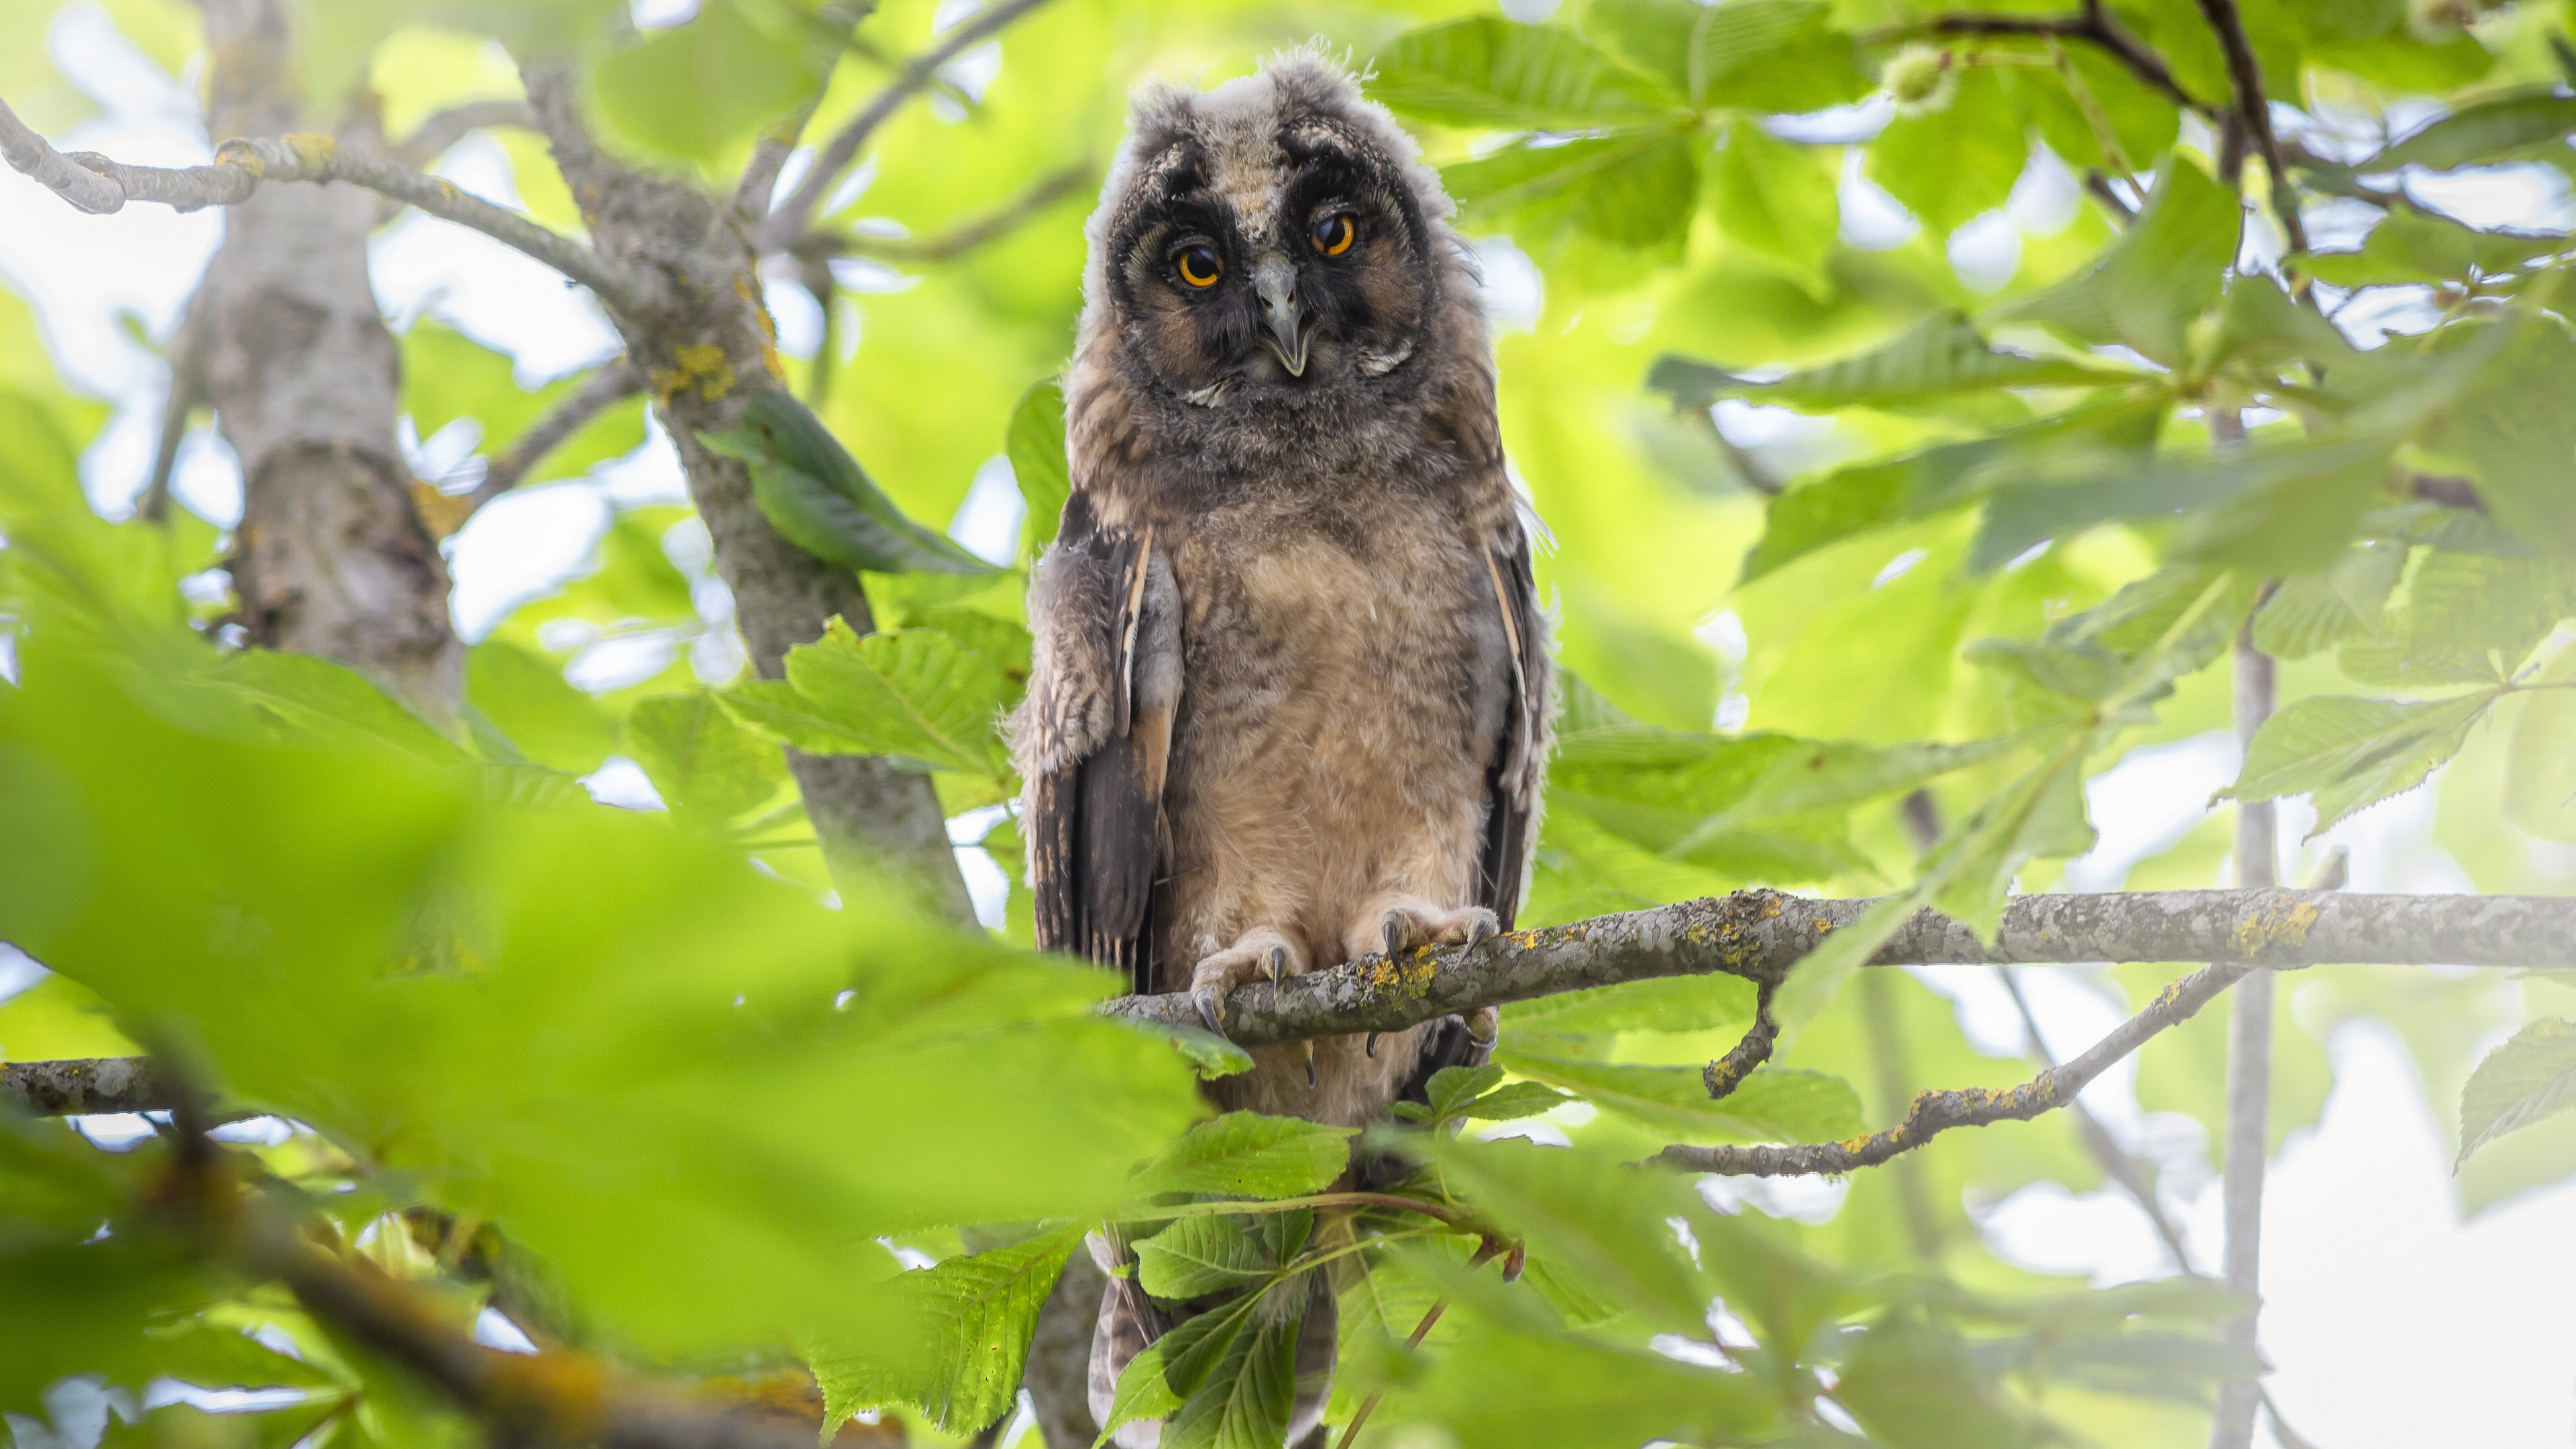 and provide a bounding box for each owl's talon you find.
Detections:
[1301,1042,1318,1091]
[1193,984,1228,1037]
[1365,1032,1379,1057]
[1267,945,1288,984]
[1381,910,1413,961]
[1466,915,1498,950]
